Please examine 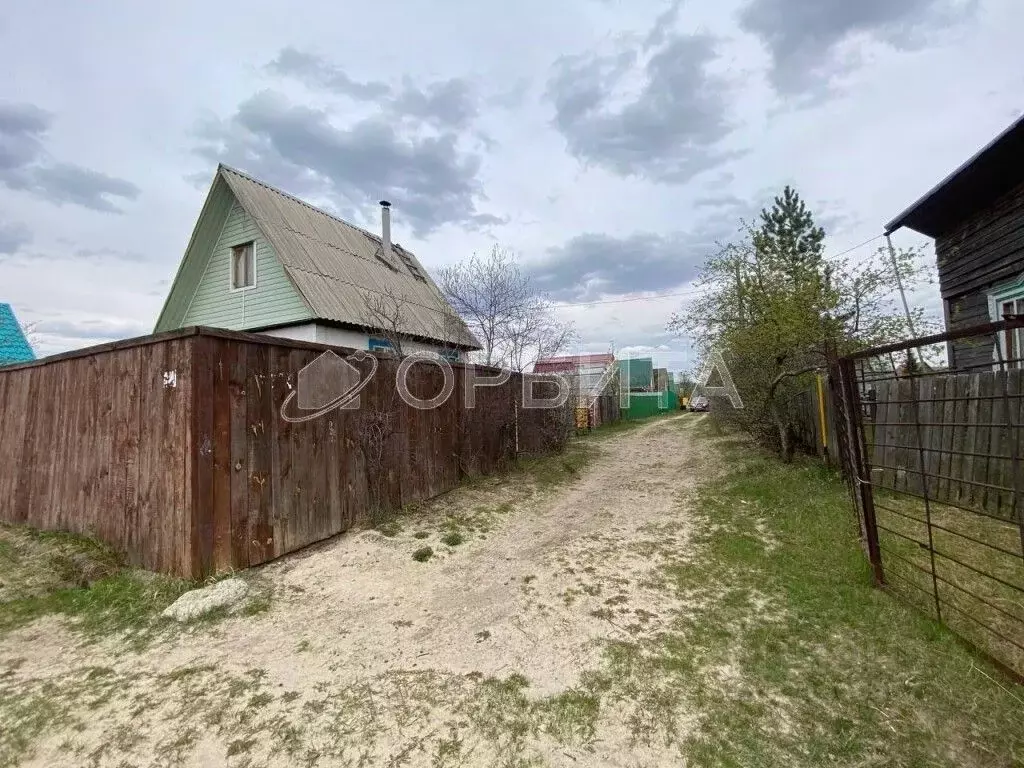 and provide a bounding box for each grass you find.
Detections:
[588,426,1024,767]
[0,525,264,648]
[441,531,465,547]
[869,492,1024,676]
[412,546,434,562]
[0,525,196,646]
[0,526,124,602]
